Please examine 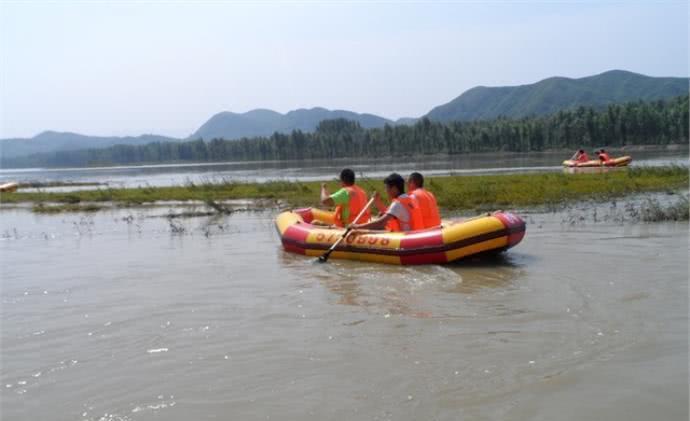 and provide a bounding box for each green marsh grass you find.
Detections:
[2,166,687,213]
